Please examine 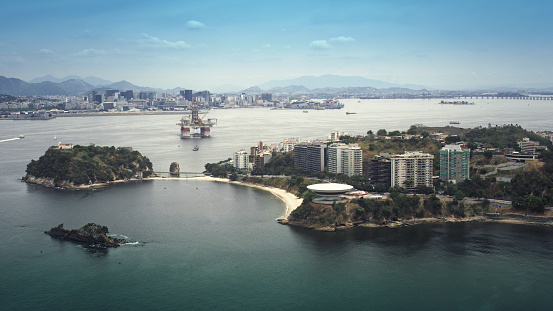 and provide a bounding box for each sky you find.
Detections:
[1,0,553,90]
